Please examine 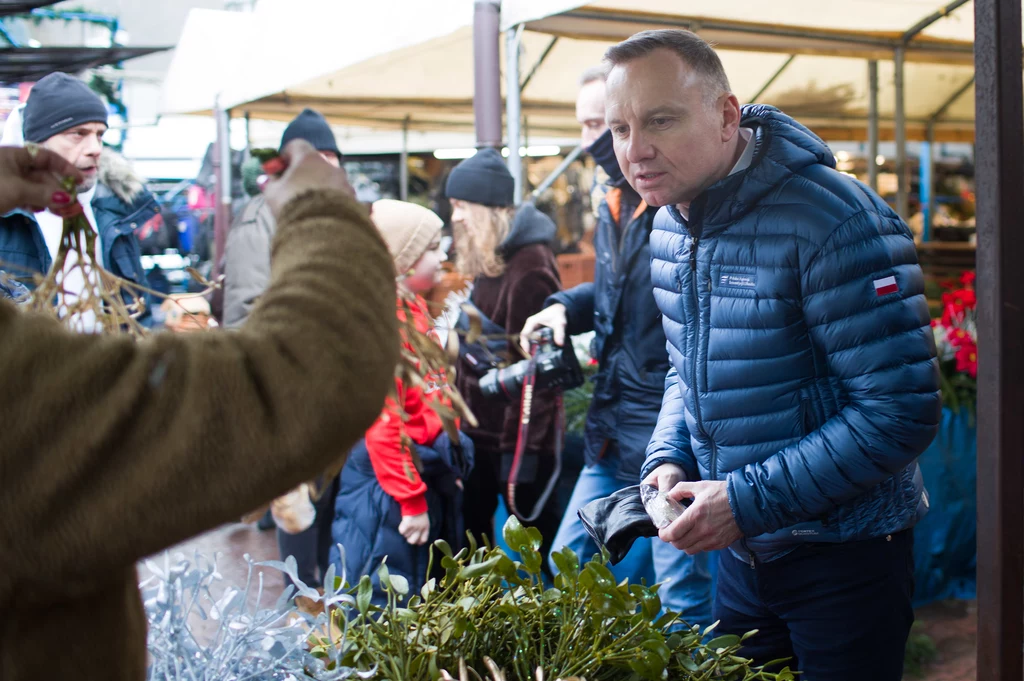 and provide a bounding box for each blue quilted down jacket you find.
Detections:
[641,105,941,561]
